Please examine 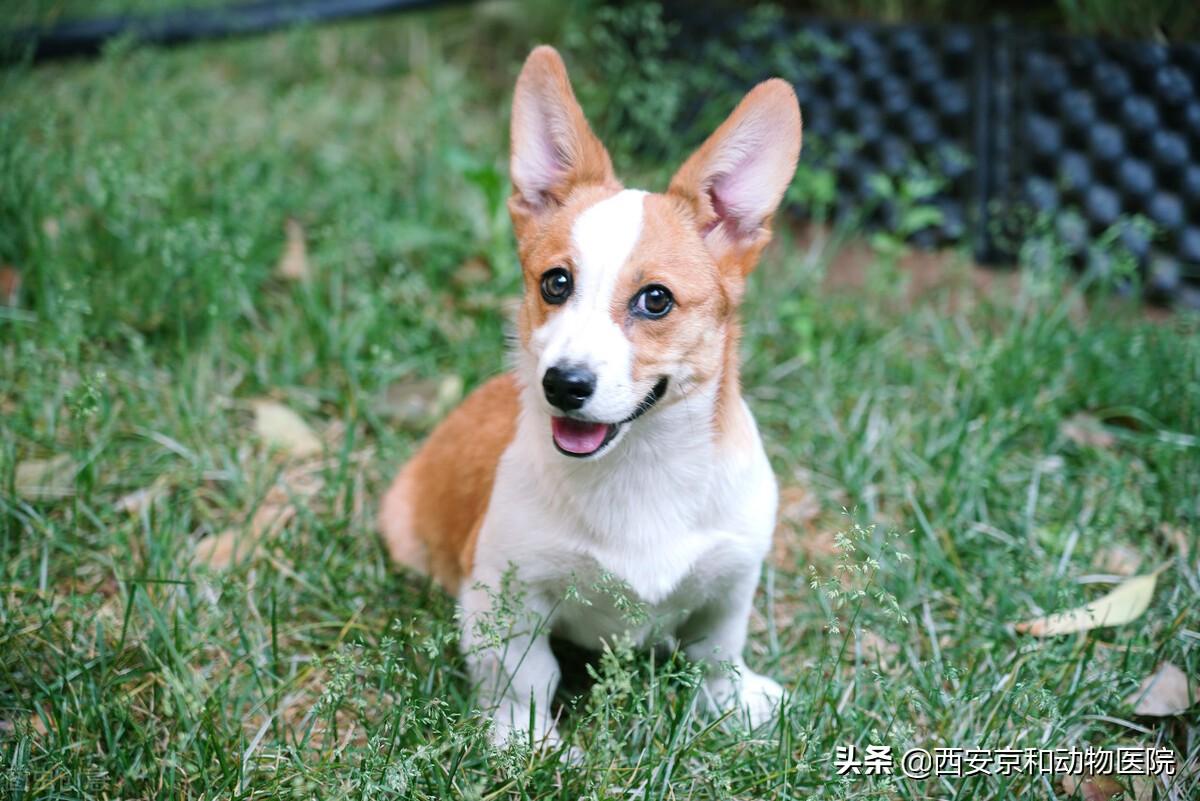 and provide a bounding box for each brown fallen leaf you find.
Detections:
[194,471,324,570]
[1061,413,1116,449]
[1061,773,1123,801]
[1124,661,1197,717]
[1129,750,1196,800]
[251,400,321,458]
[1128,776,1156,801]
[1013,569,1164,637]
[1095,544,1143,576]
[377,375,464,426]
[194,527,262,570]
[275,218,310,282]
[1157,524,1190,561]
[194,498,295,569]
[114,477,169,515]
[14,454,76,500]
[0,265,21,307]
